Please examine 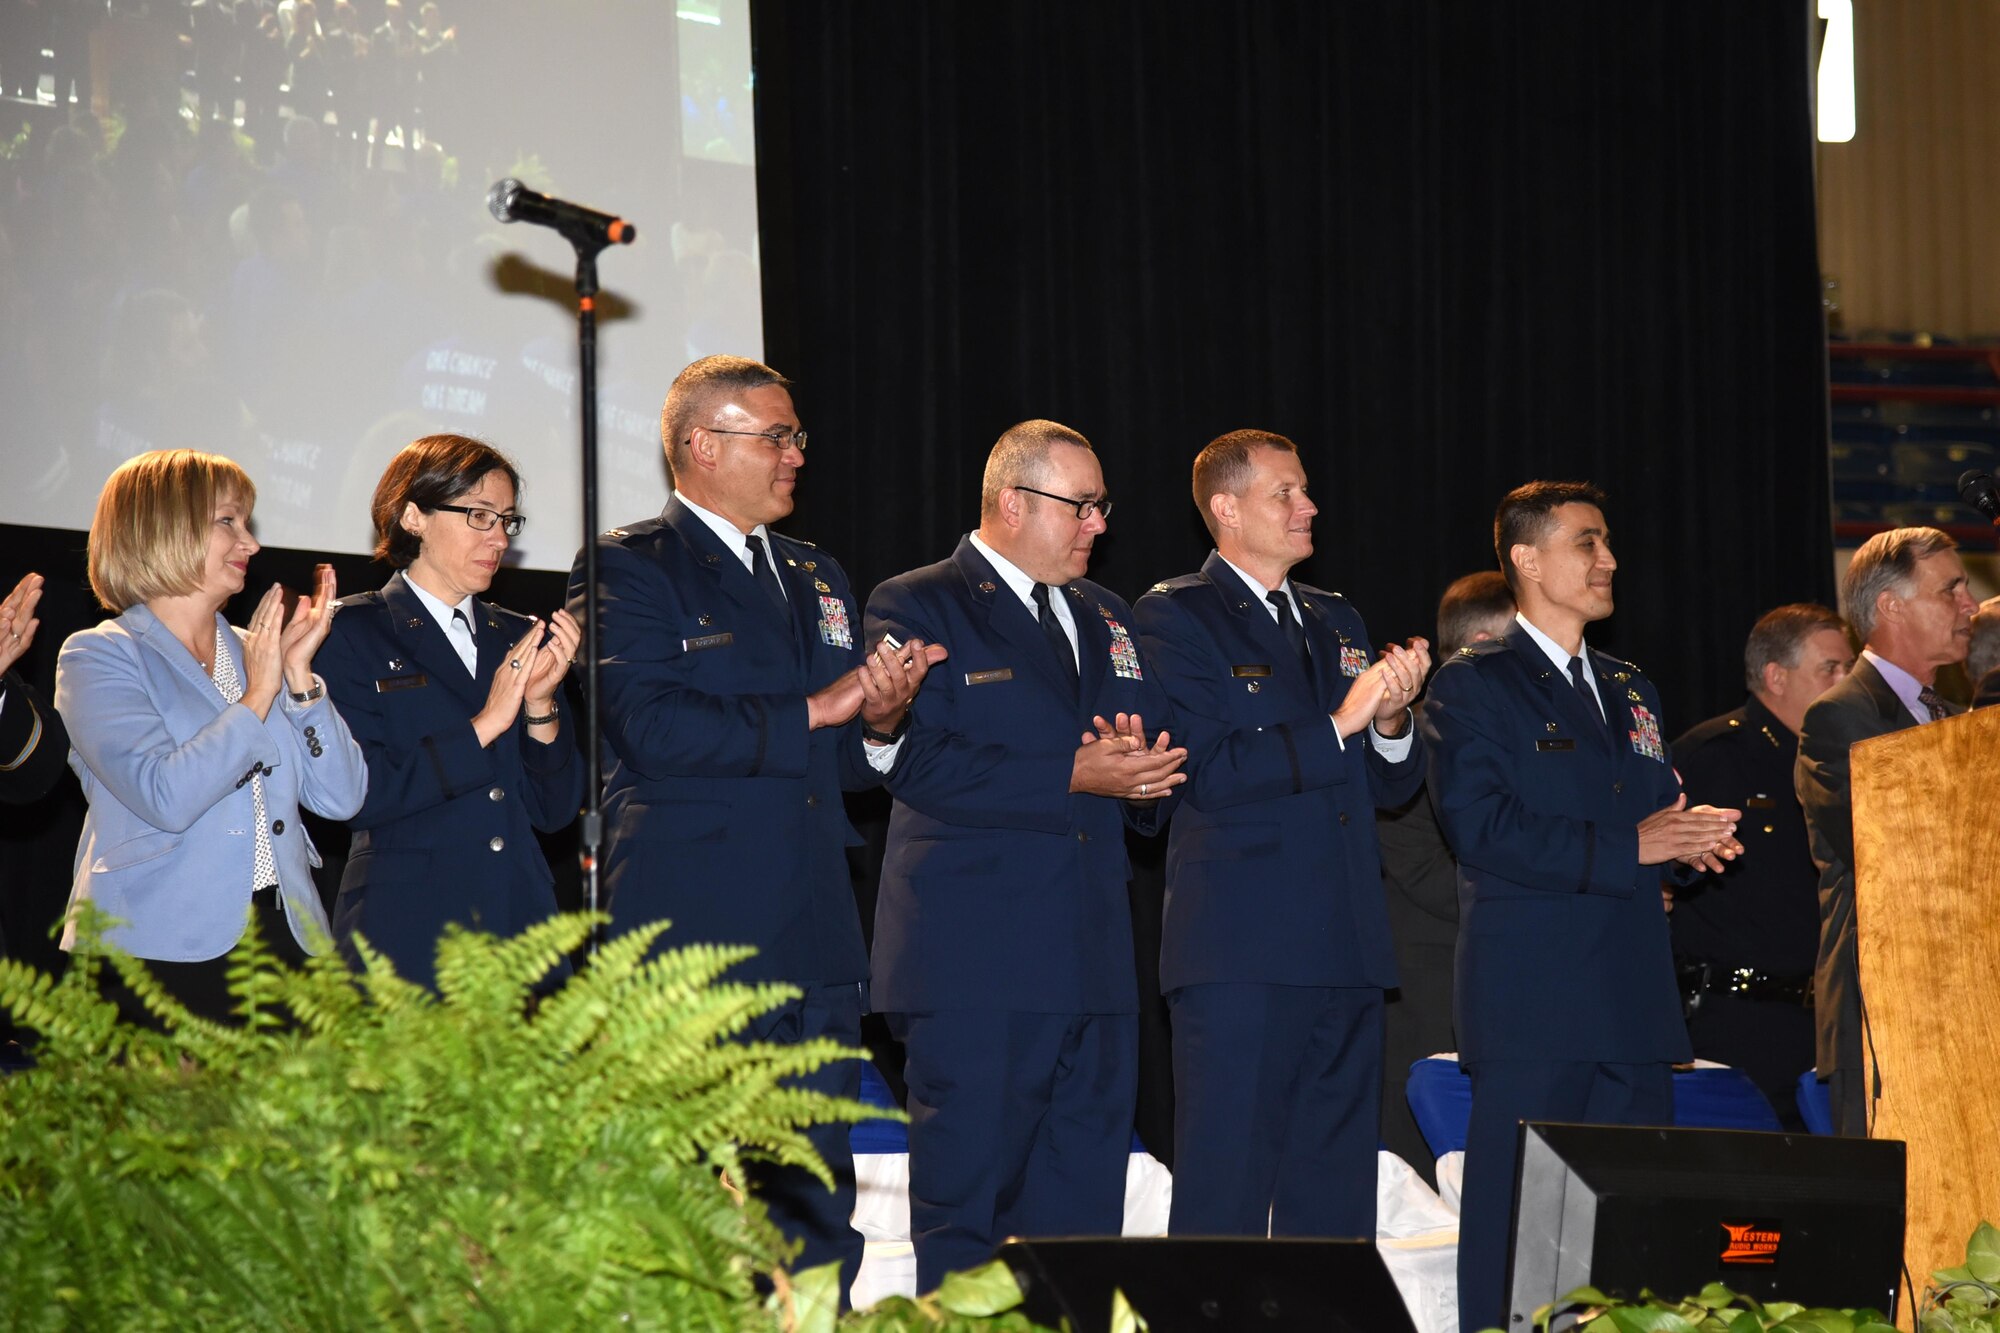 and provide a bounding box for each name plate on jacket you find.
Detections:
[1231,664,1273,678]
[374,673,429,693]
[964,668,1014,686]
[682,632,734,653]
[1535,738,1575,751]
